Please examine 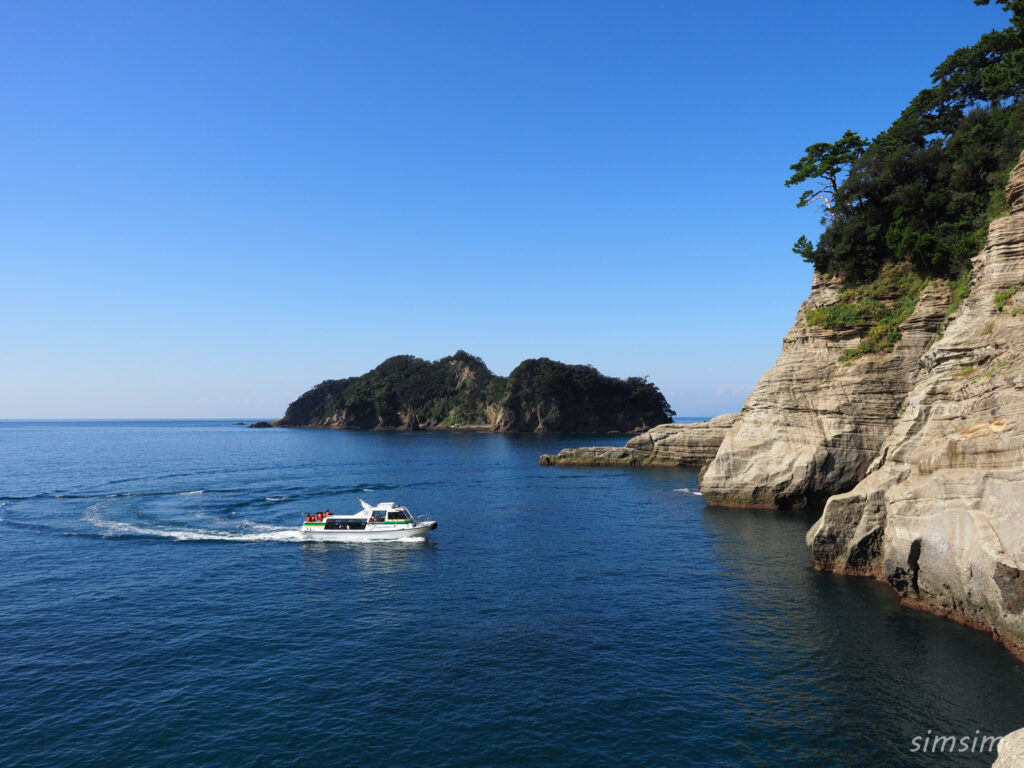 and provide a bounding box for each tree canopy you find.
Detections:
[278,353,674,432]
[785,130,867,216]
[792,1,1024,280]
